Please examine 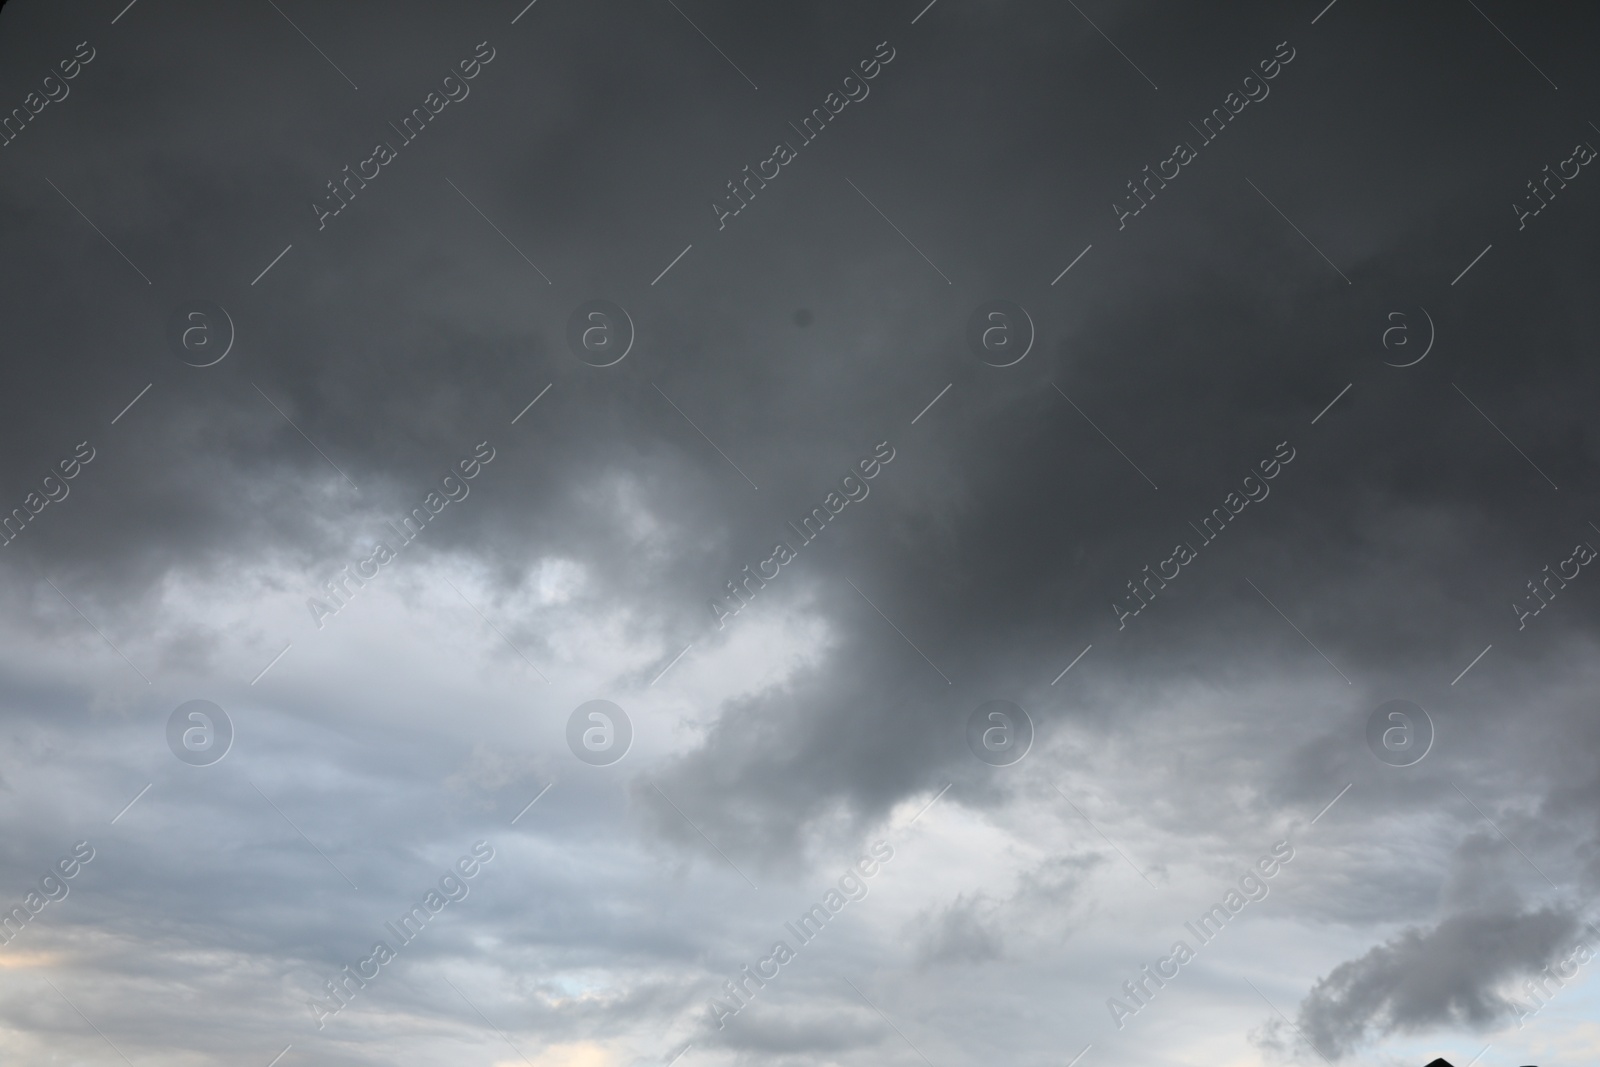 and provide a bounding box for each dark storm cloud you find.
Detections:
[2,0,1595,713]
[4,0,1600,1064]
